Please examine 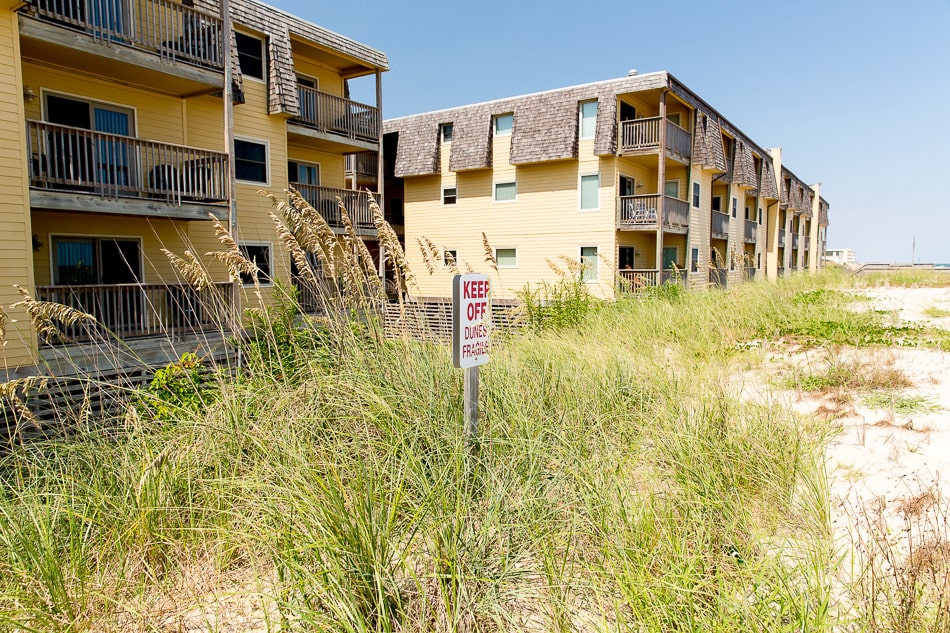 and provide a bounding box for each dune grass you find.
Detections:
[1,198,922,631]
